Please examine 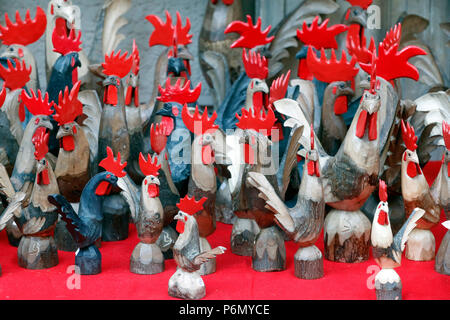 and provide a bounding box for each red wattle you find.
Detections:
[368,111,378,141]
[270,122,283,142]
[37,169,50,185]
[147,184,160,198]
[62,135,75,151]
[104,85,118,106]
[19,101,26,122]
[407,162,421,178]
[377,210,389,225]
[356,109,368,138]
[201,144,215,165]
[334,95,348,115]
[161,116,174,136]
[176,220,185,234]
[244,143,255,165]
[125,86,132,106]
[447,162,450,178]
[253,91,263,110]
[72,62,78,84]
[95,181,112,196]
